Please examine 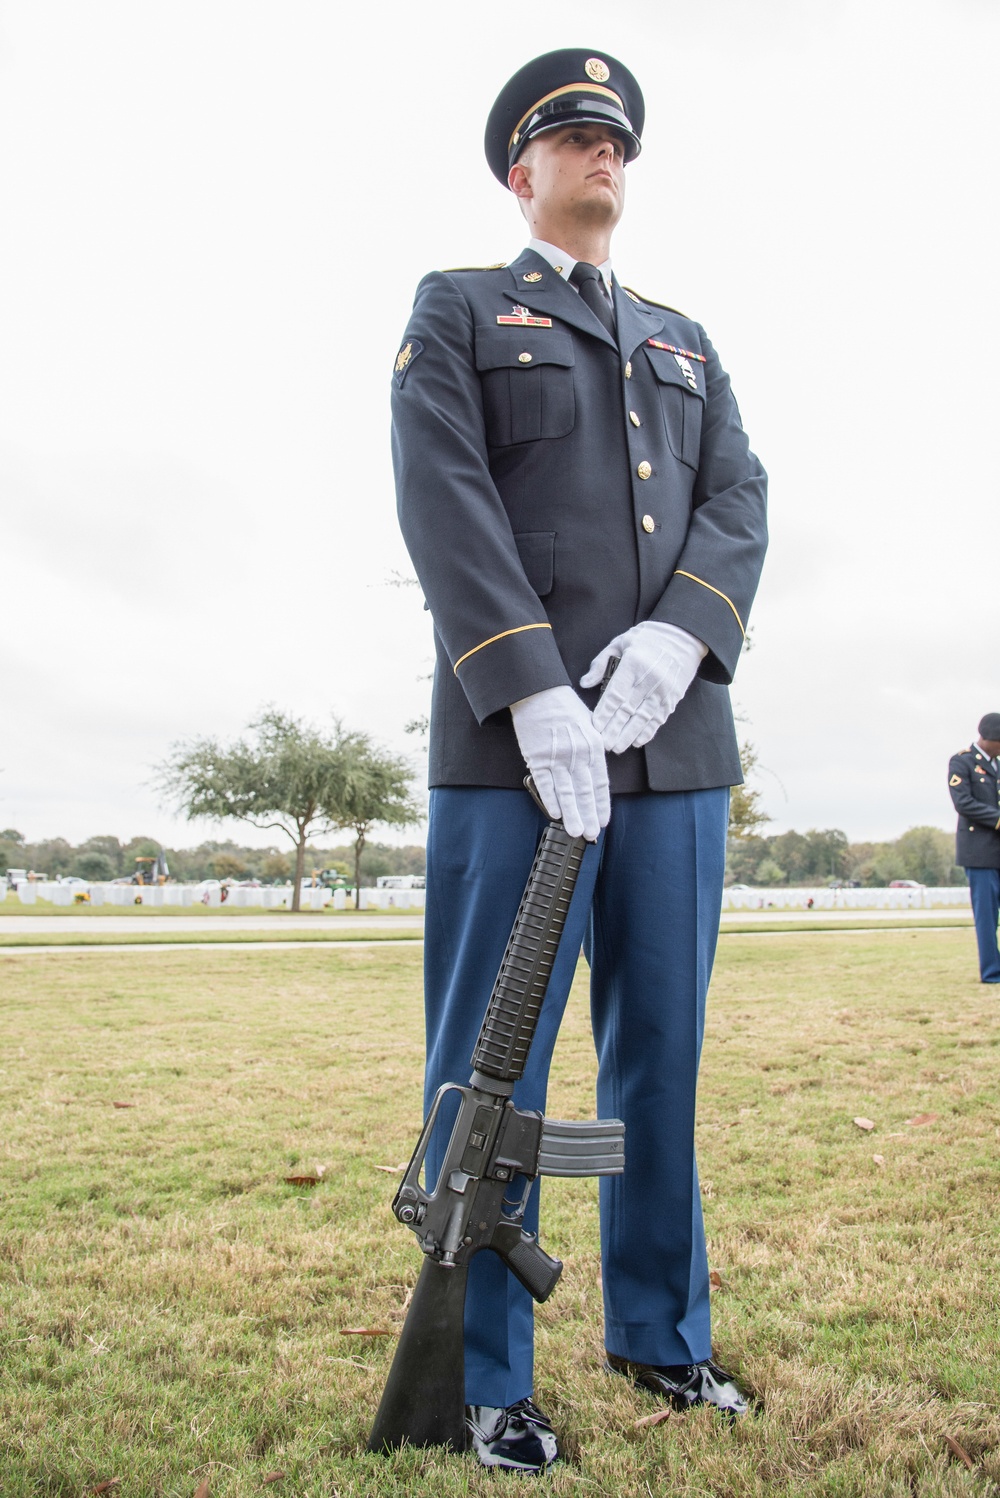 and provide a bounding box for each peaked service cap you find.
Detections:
[485,48,644,187]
